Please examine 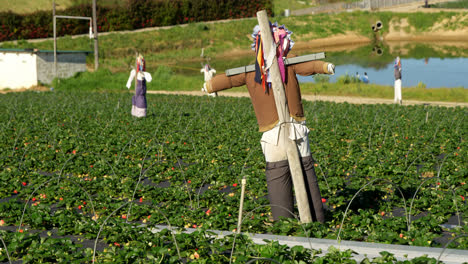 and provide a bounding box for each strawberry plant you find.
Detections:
[0,91,466,262]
